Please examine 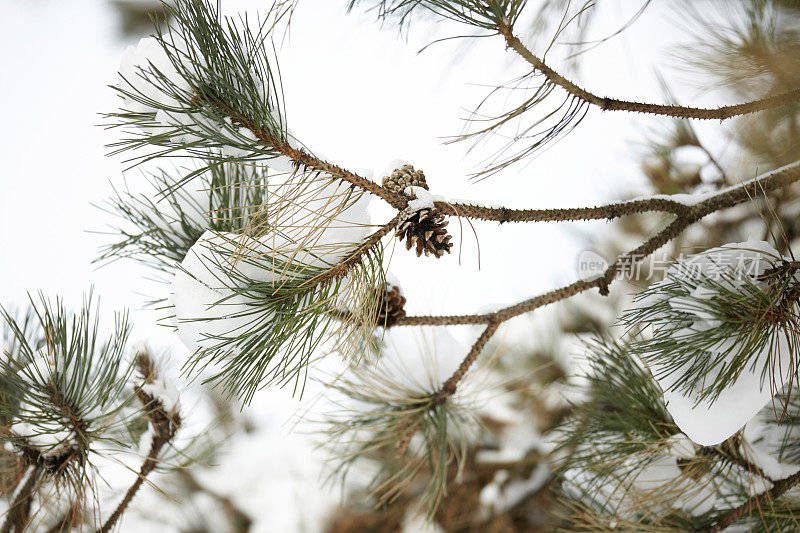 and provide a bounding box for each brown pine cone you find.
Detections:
[376,283,407,328]
[396,207,452,258]
[382,164,428,194]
